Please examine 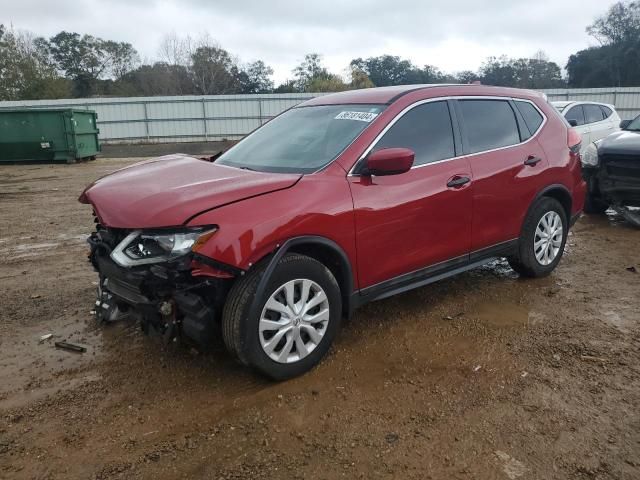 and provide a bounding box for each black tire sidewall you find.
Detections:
[242,255,342,380]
